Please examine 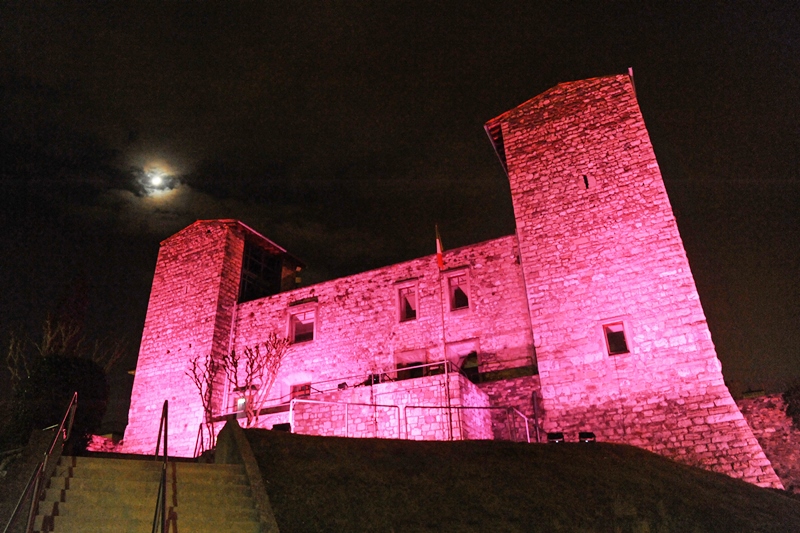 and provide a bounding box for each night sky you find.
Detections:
[1,3,798,430]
